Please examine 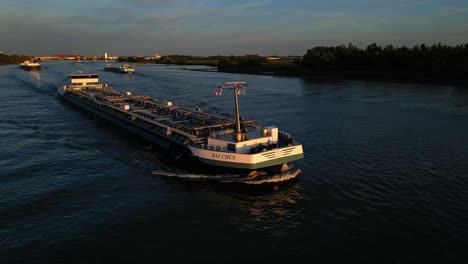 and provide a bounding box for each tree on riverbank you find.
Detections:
[0,53,31,65]
[117,55,220,66]
[218,55,300,74]
[302,43,468,78]
[218,55,266,69]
